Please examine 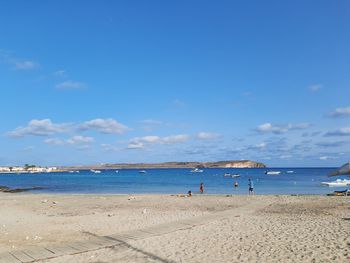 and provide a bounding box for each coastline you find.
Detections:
[0,160,266,174]
[0,193,349,262]
[0,167,342,196]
